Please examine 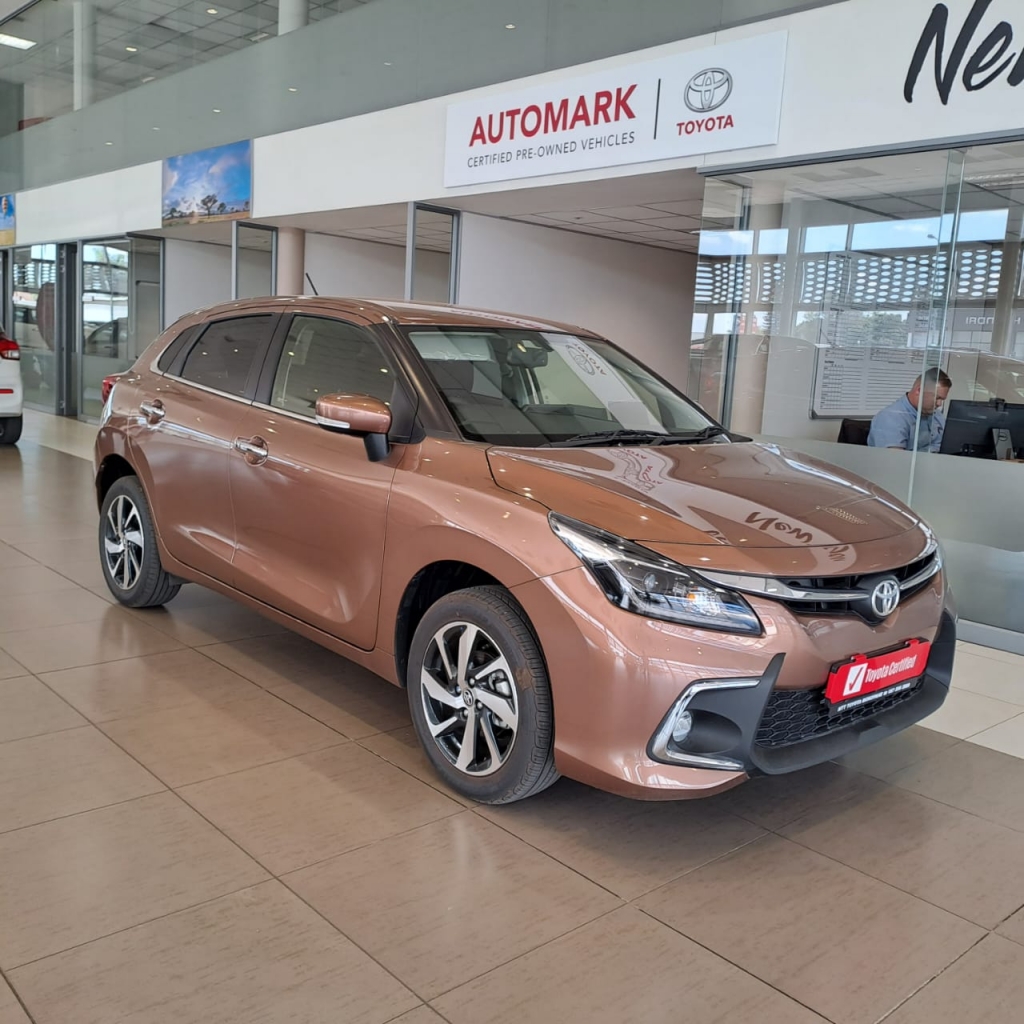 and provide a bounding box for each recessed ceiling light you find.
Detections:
[212,108,221,113]
[104,141,113,146]
[505,23,516,29]
[288,86,298,92]
[207,7,219,13]
[142,75,156,83]
[152,126,160,131]
[125,45,138,52]
[0,32,35,50]
[383,61,392,66]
